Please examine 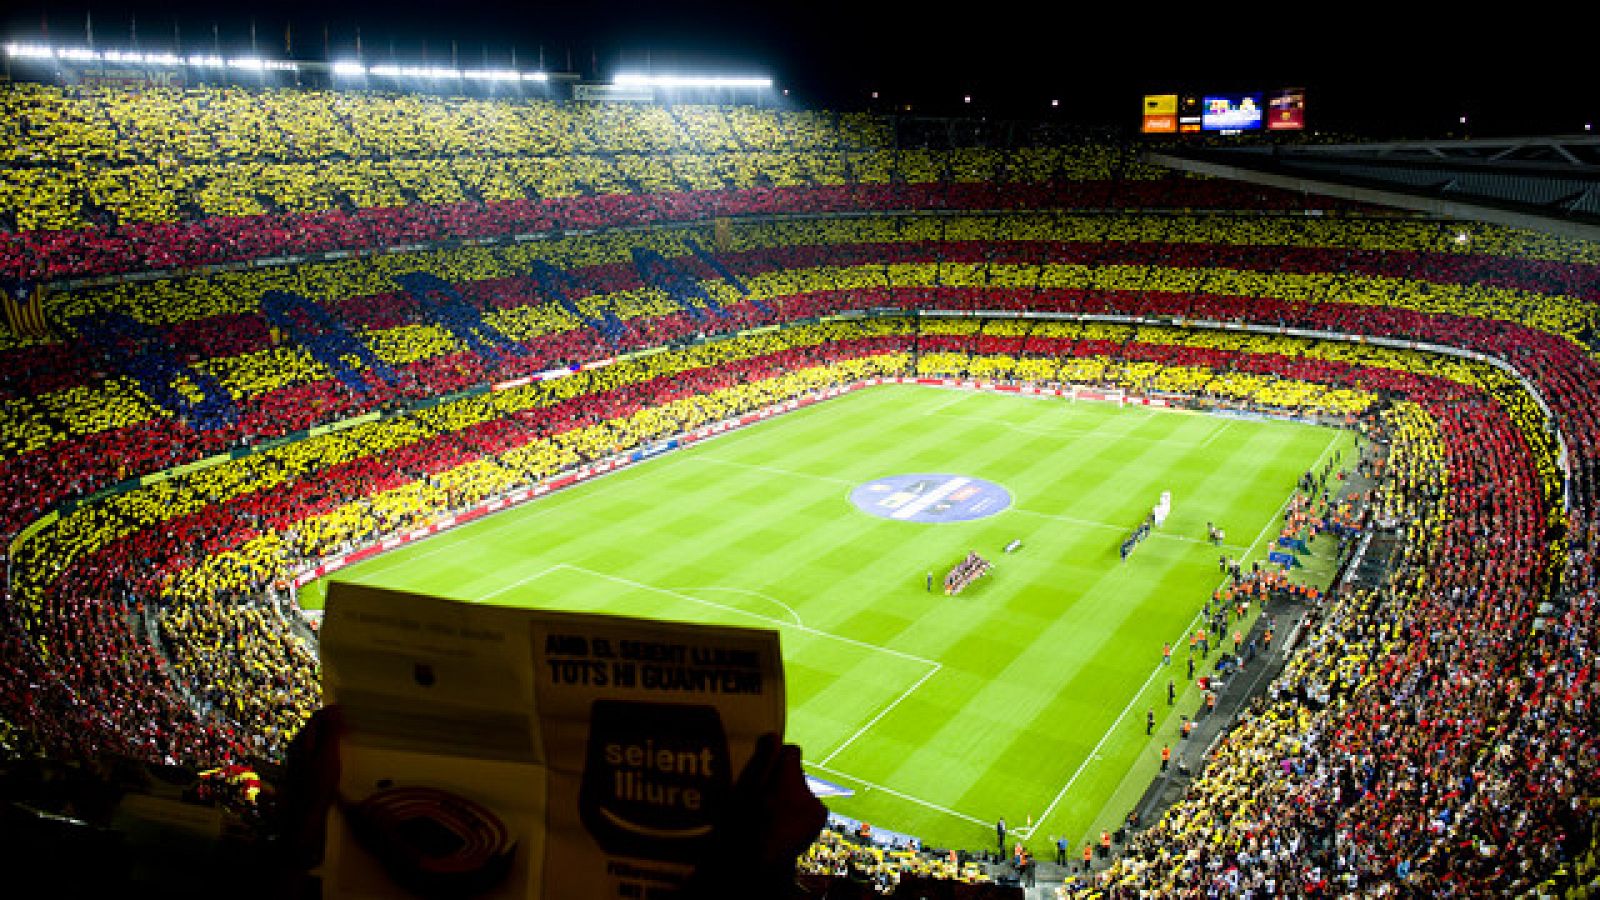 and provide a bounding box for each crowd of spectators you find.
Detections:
[12,207,1593,499]
[1063,379,1595,895]
[1,95,1599,893]
[800,825,997,894]
[0,81,1303,281]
